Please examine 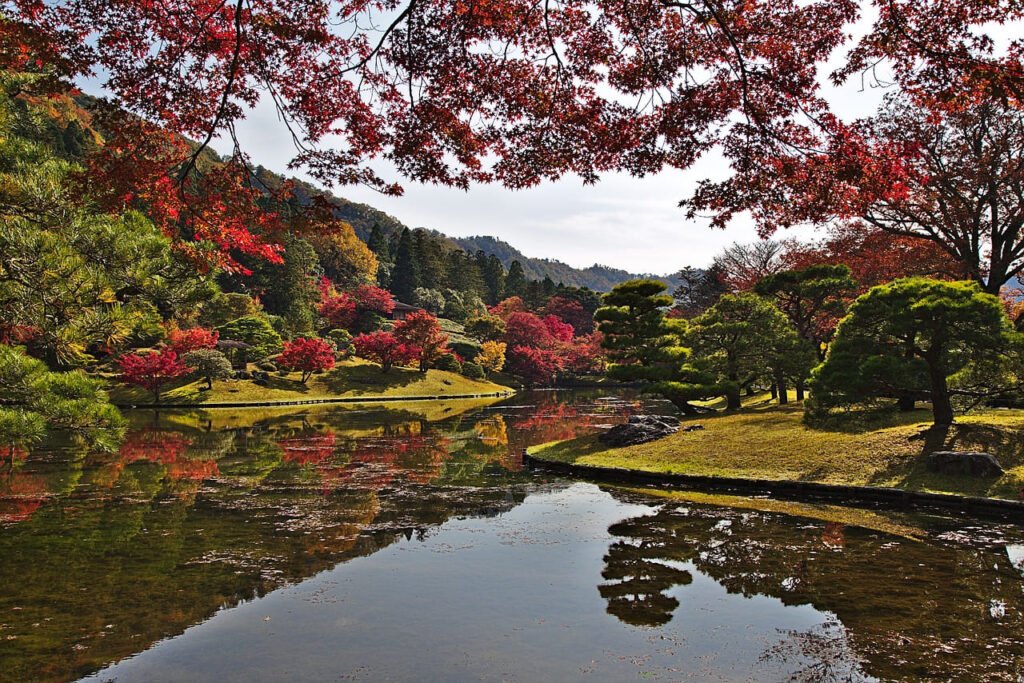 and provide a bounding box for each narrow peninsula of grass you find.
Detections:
[528,397,1024,501]
[108,358,513,407]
